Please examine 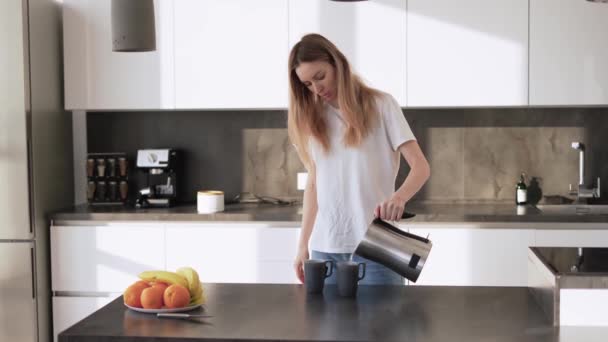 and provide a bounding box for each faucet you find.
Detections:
[569,142,601,201]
